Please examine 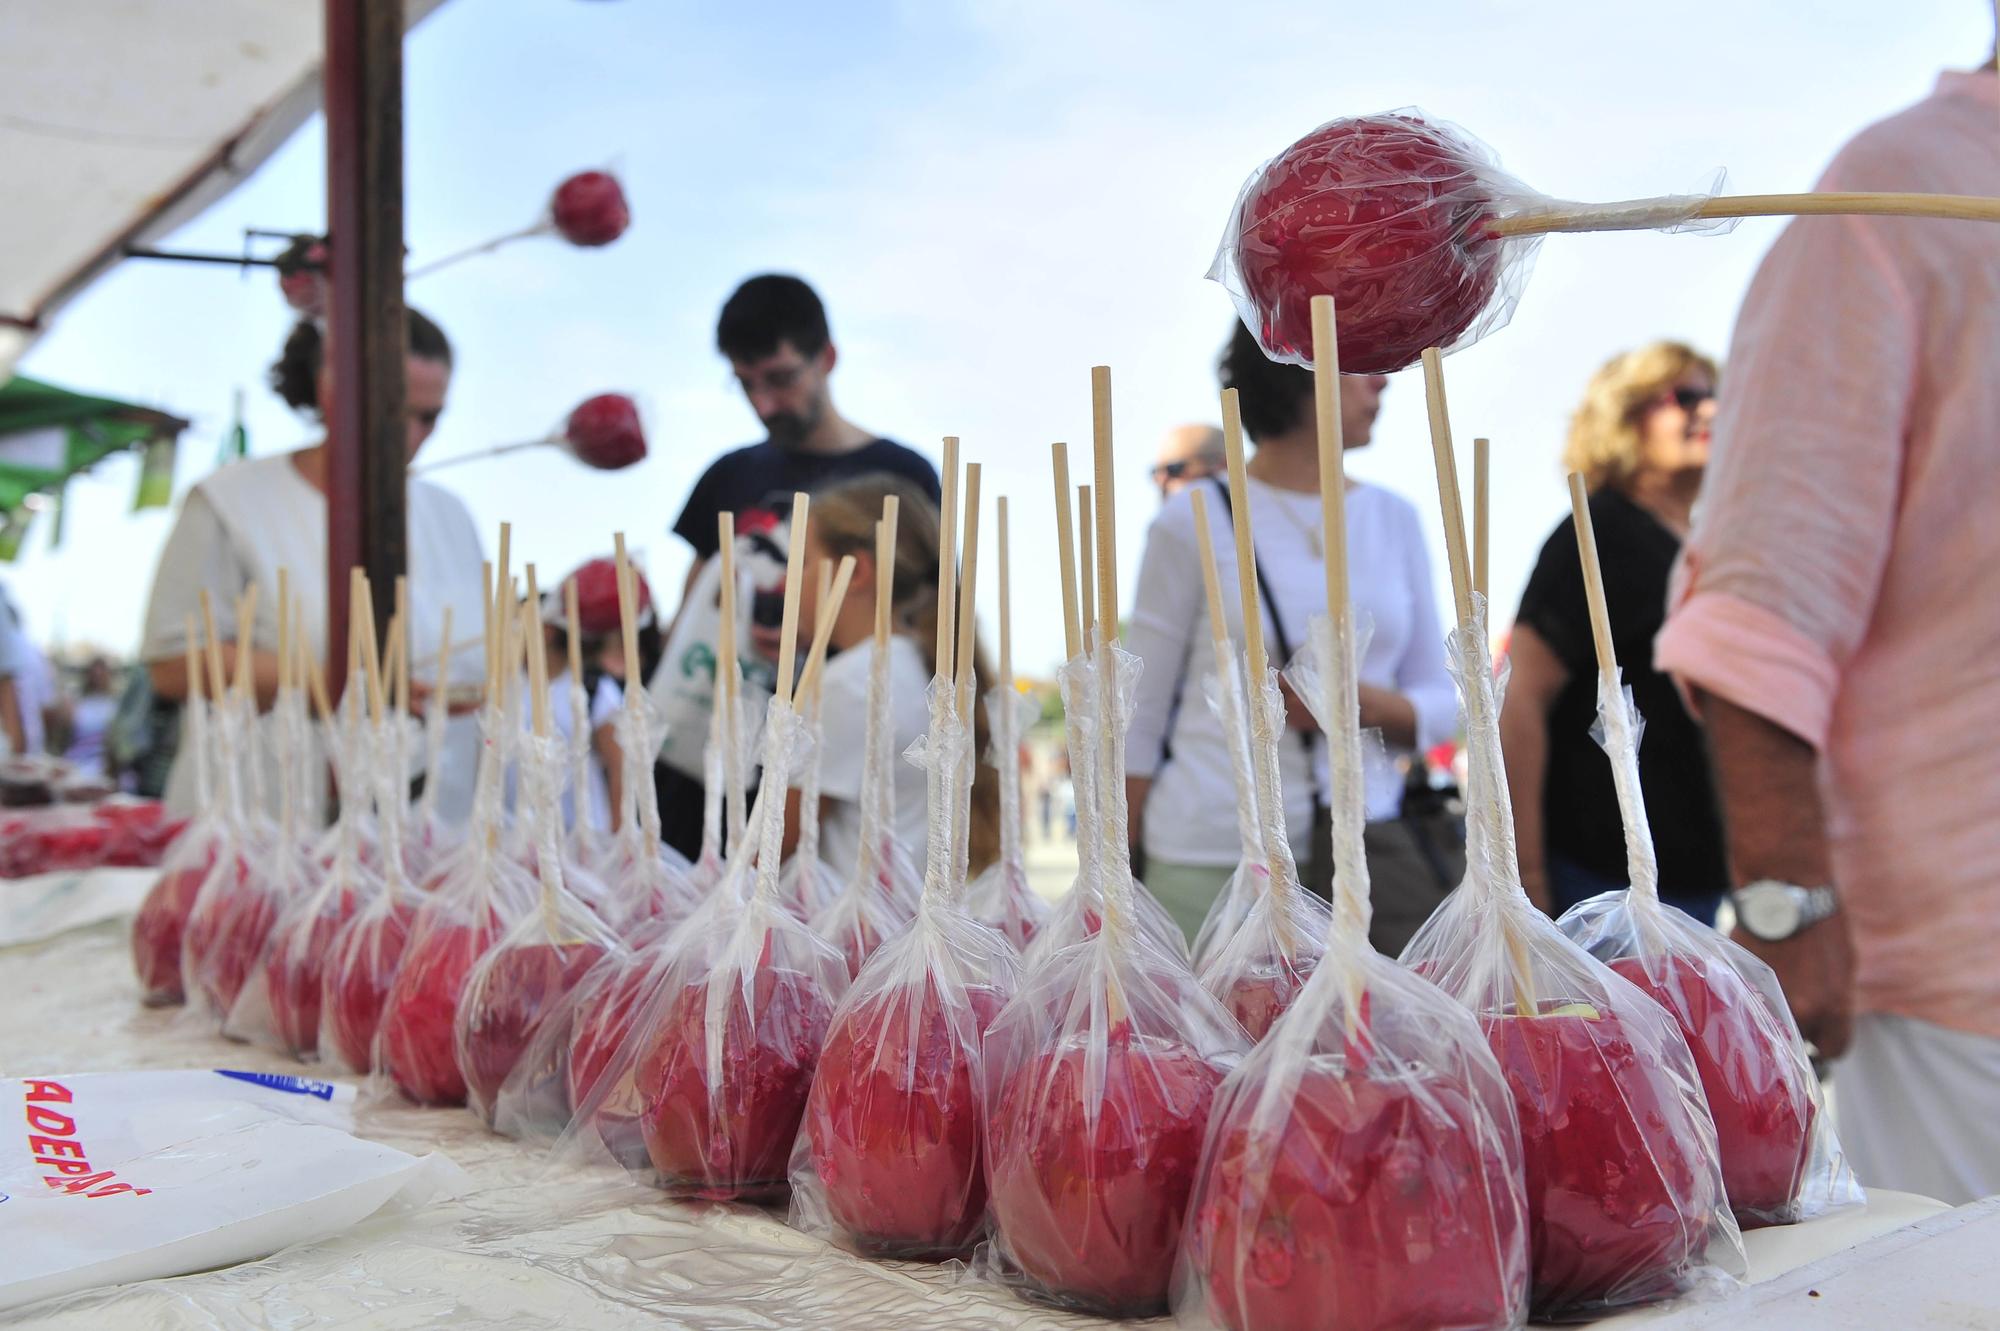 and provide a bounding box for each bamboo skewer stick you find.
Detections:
[613,535,643,712]
[198,593,227,708]
[774,495,810,710]
[717,511,744,844]
[523,567,551,738]
[1051,443,1081,661]
[794,558,856,715]
[1487,189,2000,239]
[1569,474,1620,688]
[875,498,899,656]
[1189,489,1231,650]
[481,561,496,699]
[1473,437,1491,604]
[1421,347,1538,1017]
[955,465,982,721]
[1091,367,1118,641]
[935,439,960,688]
[1076,486,1096,646]
[395,578,411,718]
[276,570,292,698]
